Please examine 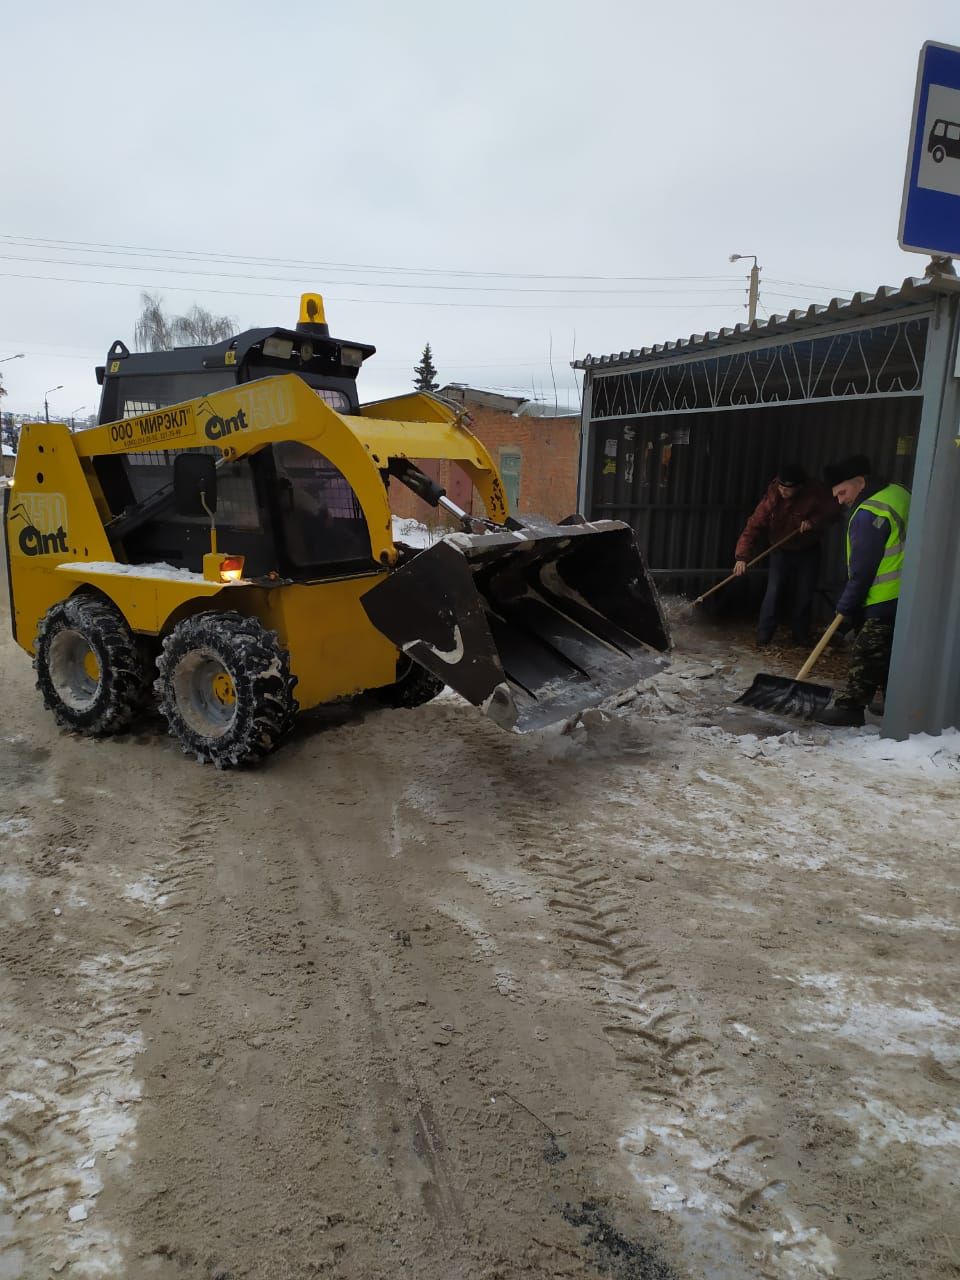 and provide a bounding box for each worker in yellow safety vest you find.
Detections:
[815,454,911,727]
